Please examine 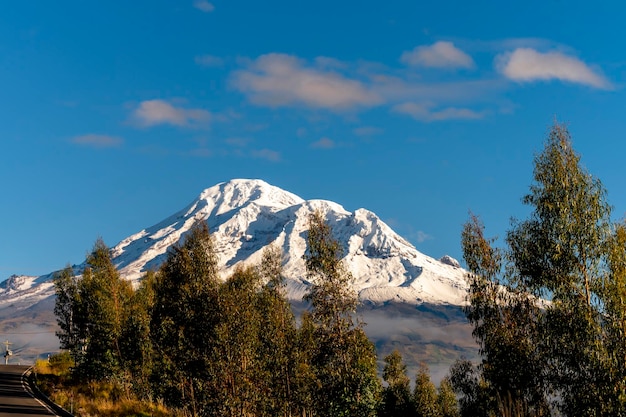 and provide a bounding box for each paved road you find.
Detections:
[0,365,57,416]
